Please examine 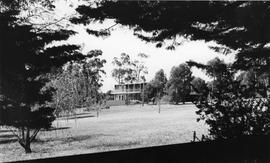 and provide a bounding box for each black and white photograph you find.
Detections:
[0,1,270,162]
